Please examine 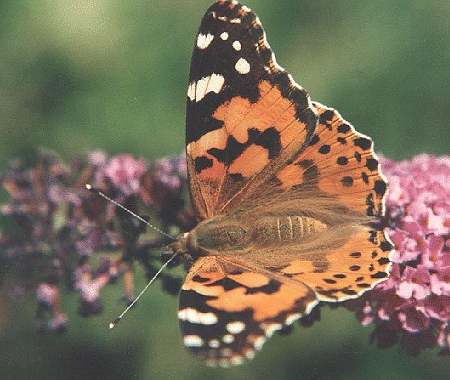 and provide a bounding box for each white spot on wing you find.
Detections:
[187,82,196,101]
[253,336,266,351]
[232,40,241,51]
[235,57,250,74]
[208,339,220,348]
[195,78,208,102]
[195,74,225,102]
[285,313,300,325]
[231,356,244,366]
[196,33,214,49]
[226,321,245,334]
[183,335,203,347]
[264,323,282,338]
[220,32,229,40]
[222,334,235,344]
[178,307,218,325]
[245,349,255,360]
